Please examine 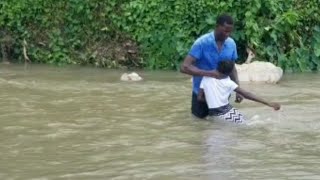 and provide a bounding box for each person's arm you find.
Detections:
[180,55,220,78]
[197,88,205,102]
[229,43,243,103]
[230,43,240,85]
[230,66,240,85]
[230,67,243,103]
[234,87,281,110]
[180,39,221,78]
